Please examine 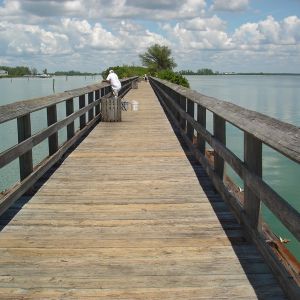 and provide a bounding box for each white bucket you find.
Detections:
[131,100,139,111]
